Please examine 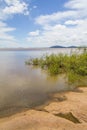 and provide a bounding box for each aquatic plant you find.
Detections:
[26,48,87,83]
